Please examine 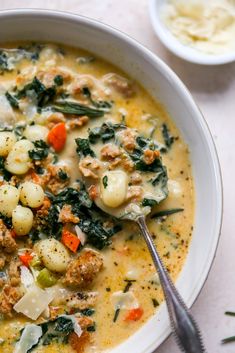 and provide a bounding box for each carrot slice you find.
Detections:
[62,229,80,253]
[19,253,33,267]
[124,307,143,322]
[47,122,67,152]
